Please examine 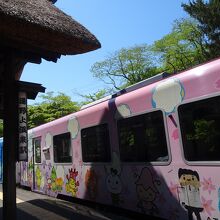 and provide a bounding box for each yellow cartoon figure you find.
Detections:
[56,177,64,192]
[65,168,79,197]
[35,166,42,189]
